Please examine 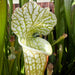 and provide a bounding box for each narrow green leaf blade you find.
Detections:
[64,0,72,31]
[0,0,7,74]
